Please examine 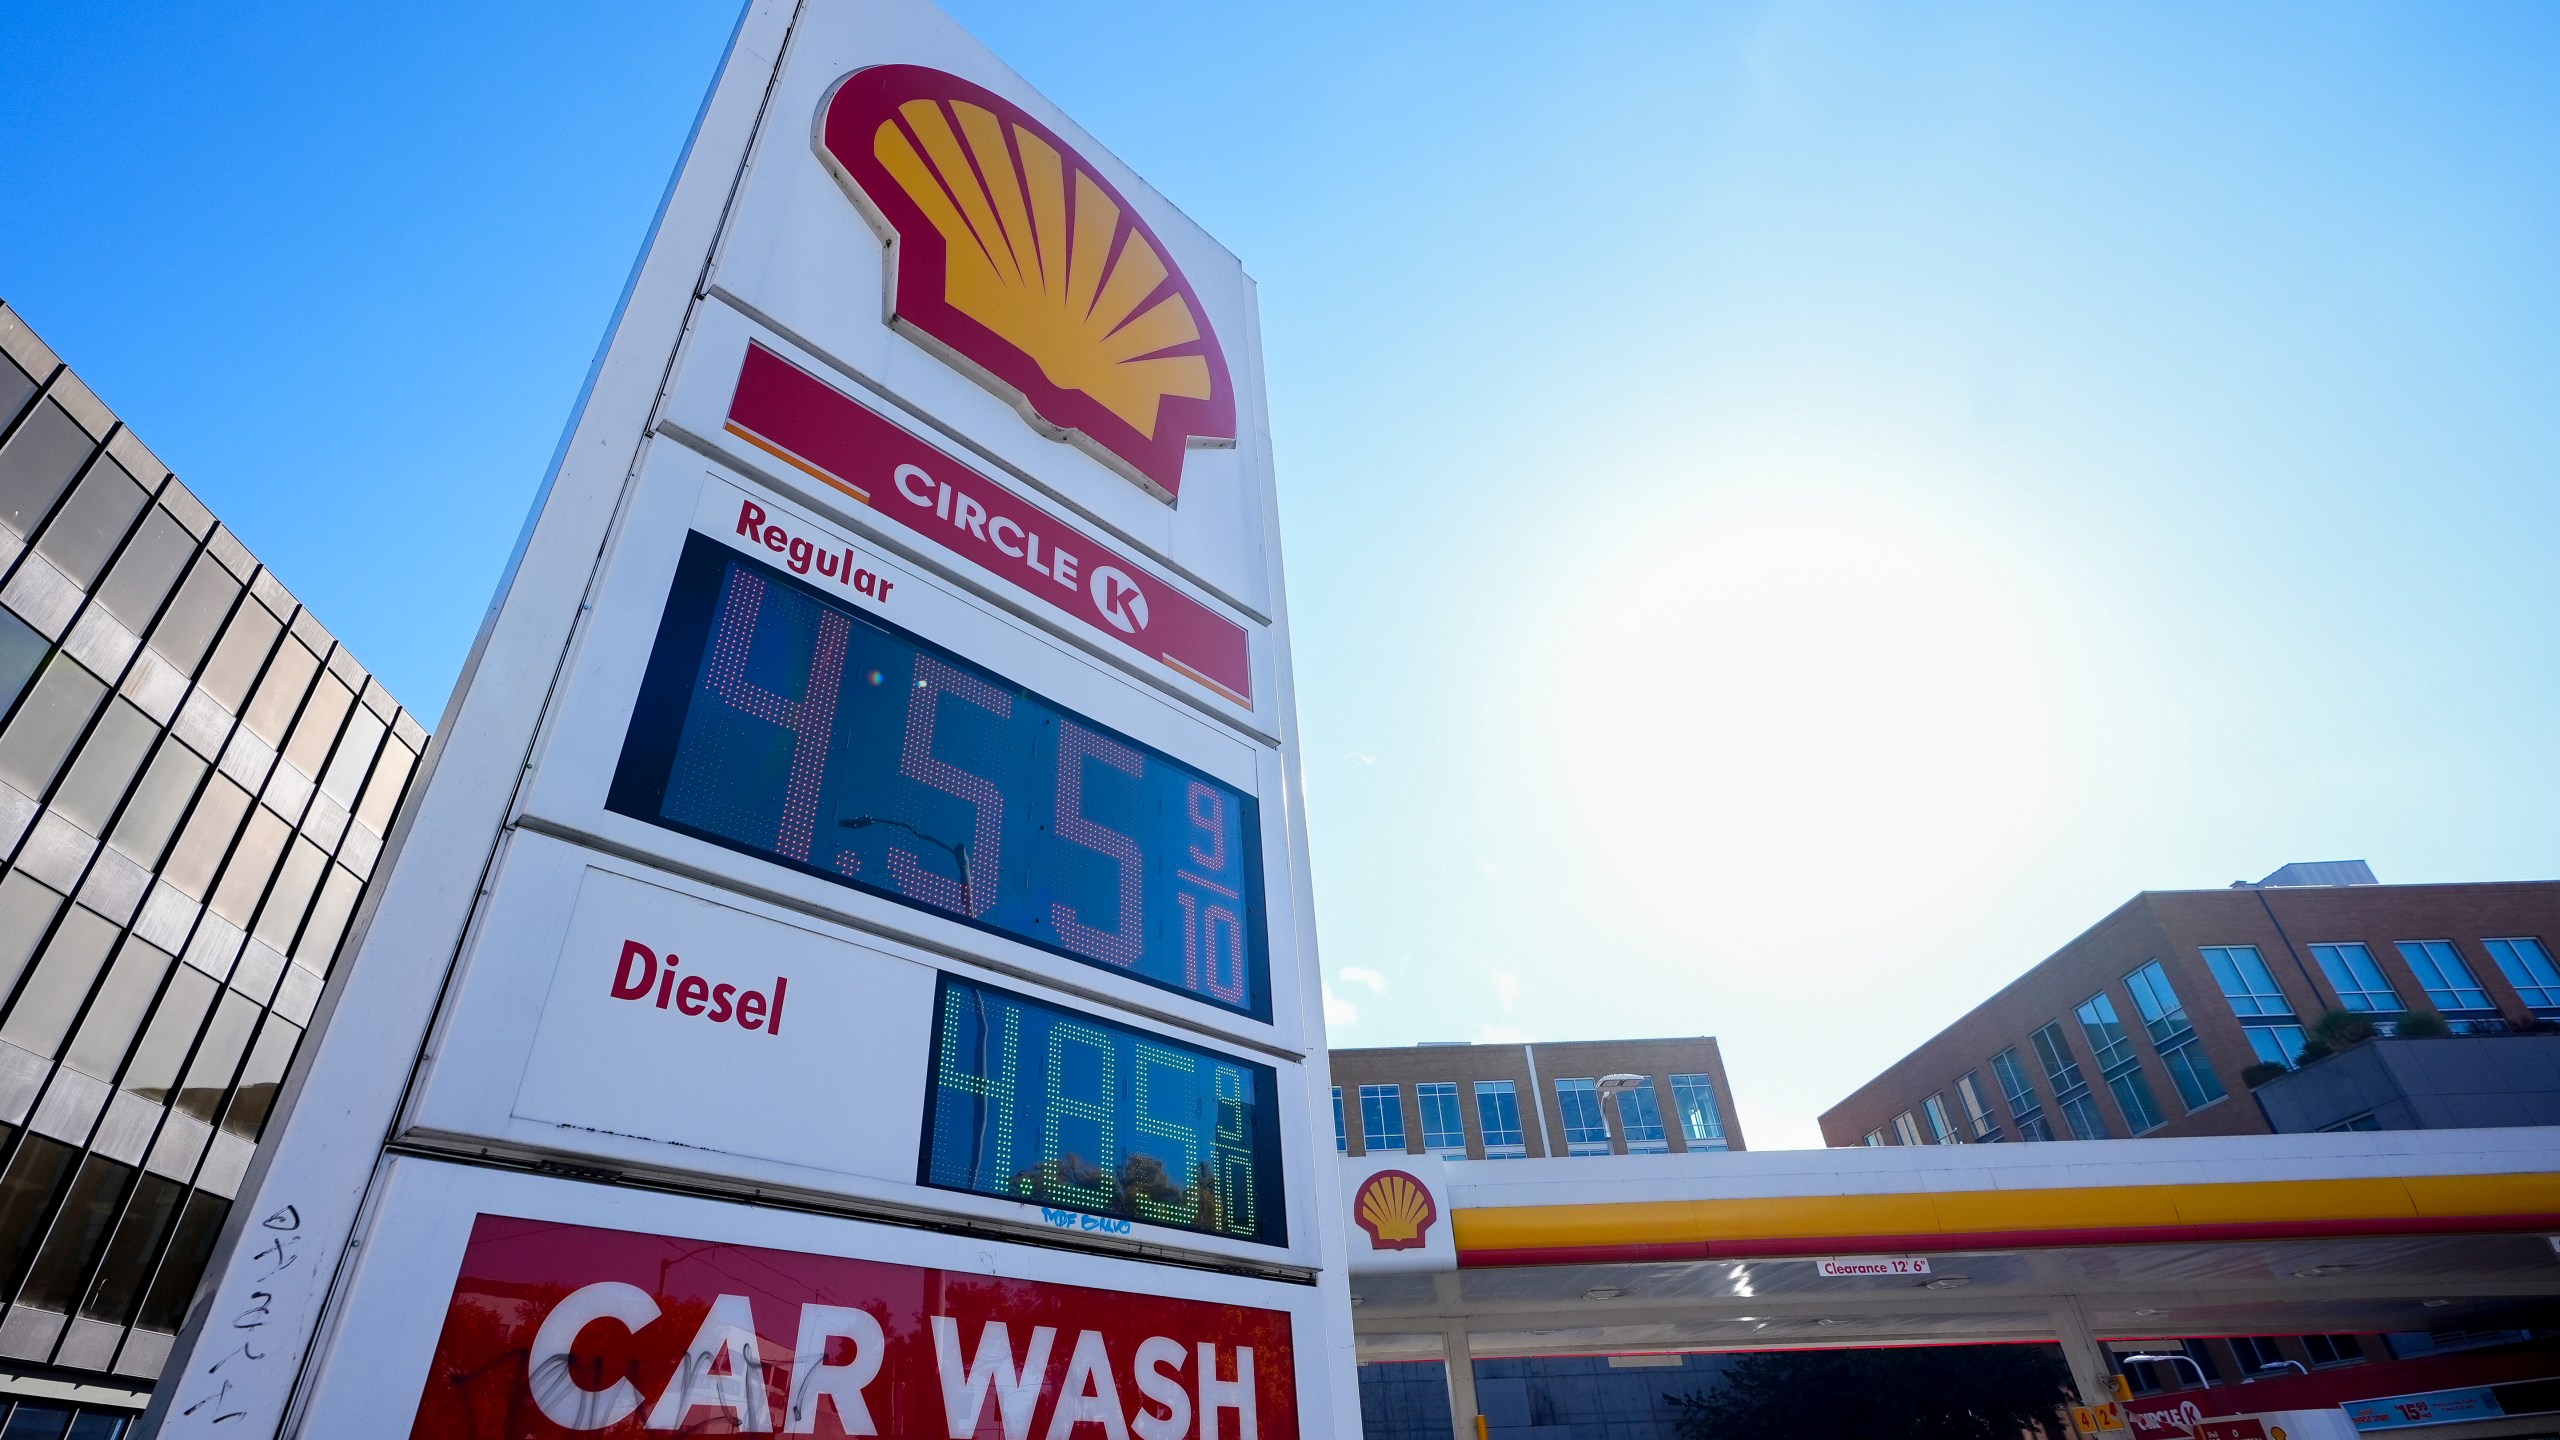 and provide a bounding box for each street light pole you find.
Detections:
[2121,1352,2211,1393]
